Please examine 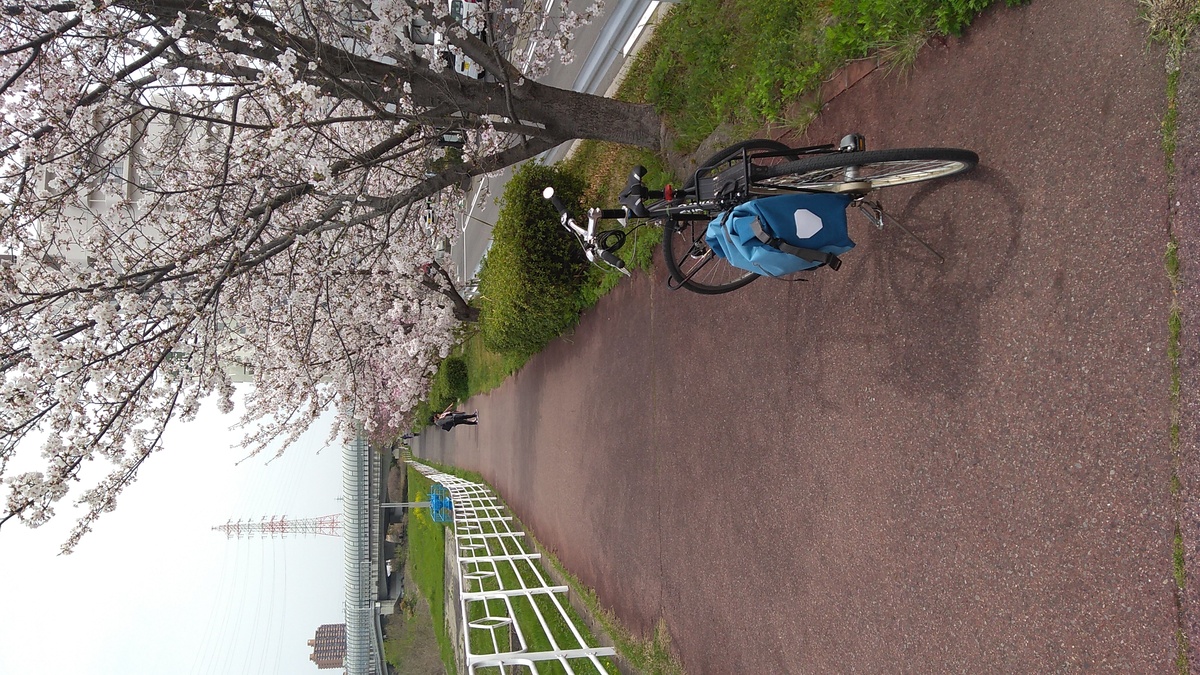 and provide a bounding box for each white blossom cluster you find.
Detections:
[0,0,602,551]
